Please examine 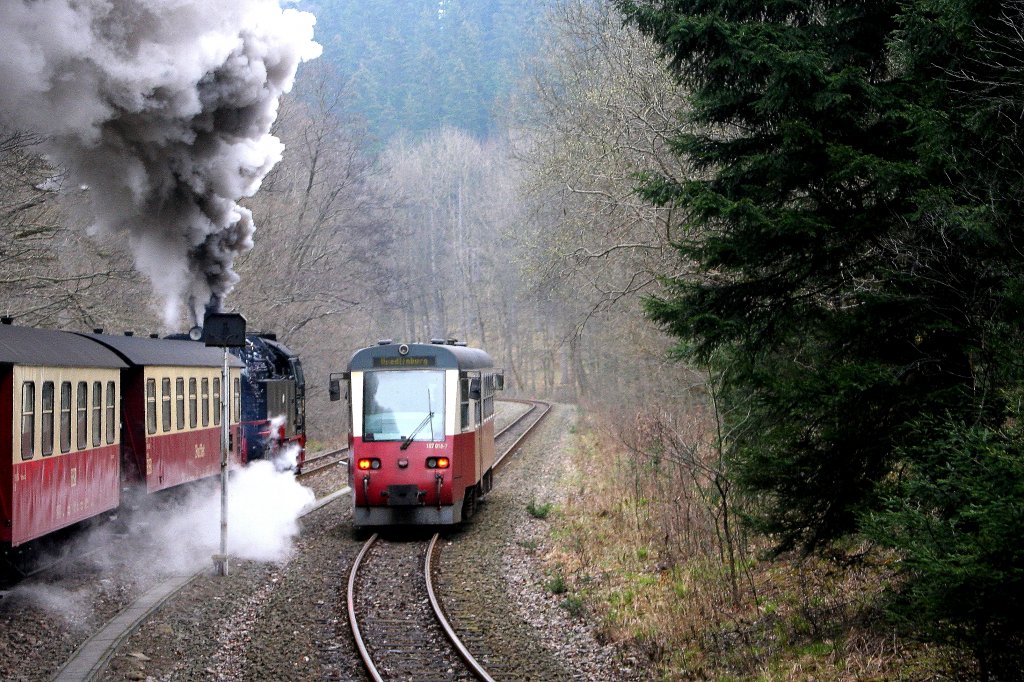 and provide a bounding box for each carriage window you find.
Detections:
[161,378,171,433]
[106,381,116,444]
[188,378,198,428]
[20,381,35,460]
[201,378,210,427]
[41,382,54,456]
[77,381,88,450]
[233,377,241,424]
[60,381,72,453]
[363,370,445,442]
[92,381,102,447]
[175,377,185,430]
[213,378,221,426]
[146,379,157,435]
